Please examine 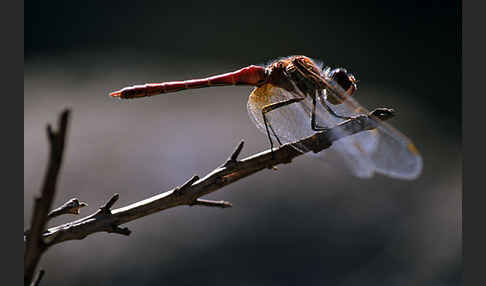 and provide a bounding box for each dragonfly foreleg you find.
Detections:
[318,91,353,120]
[262,97,305,154]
